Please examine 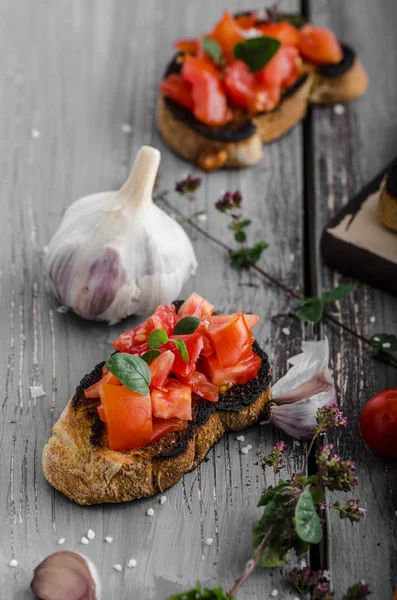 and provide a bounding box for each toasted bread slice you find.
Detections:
[42,341,271,505]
